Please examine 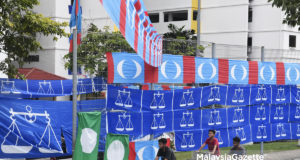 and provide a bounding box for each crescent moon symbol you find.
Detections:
[154,146,158,154]
[161,61,168,79]
[117,60,126,79]
[137,146,159,160]
[295,67,300,81]
[173,61,181,79]
[231,65,237,81]
[210,63,217,79]
[137,146,146,160]
[132,60,142,79]
[241,65,247,81]
[260,66,265,81]
[198,63,205,79]
[269,66,275,81]
[287,67,291,82]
